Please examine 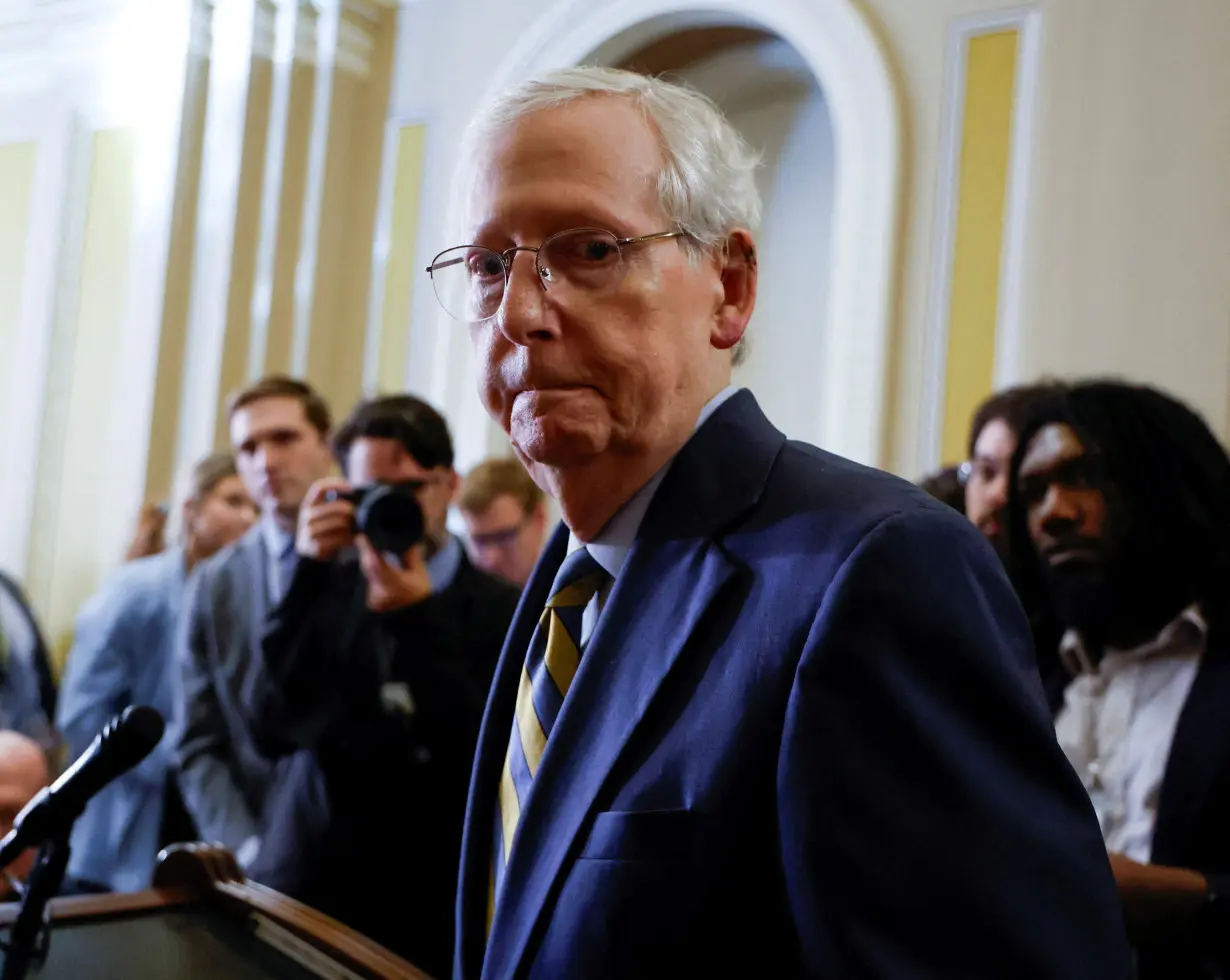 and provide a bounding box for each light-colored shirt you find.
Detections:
[58,549,189,892]
[427,533,463,593]
[261,516,297,604]
[1054,605,1205,863]
[569,386,739,645]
